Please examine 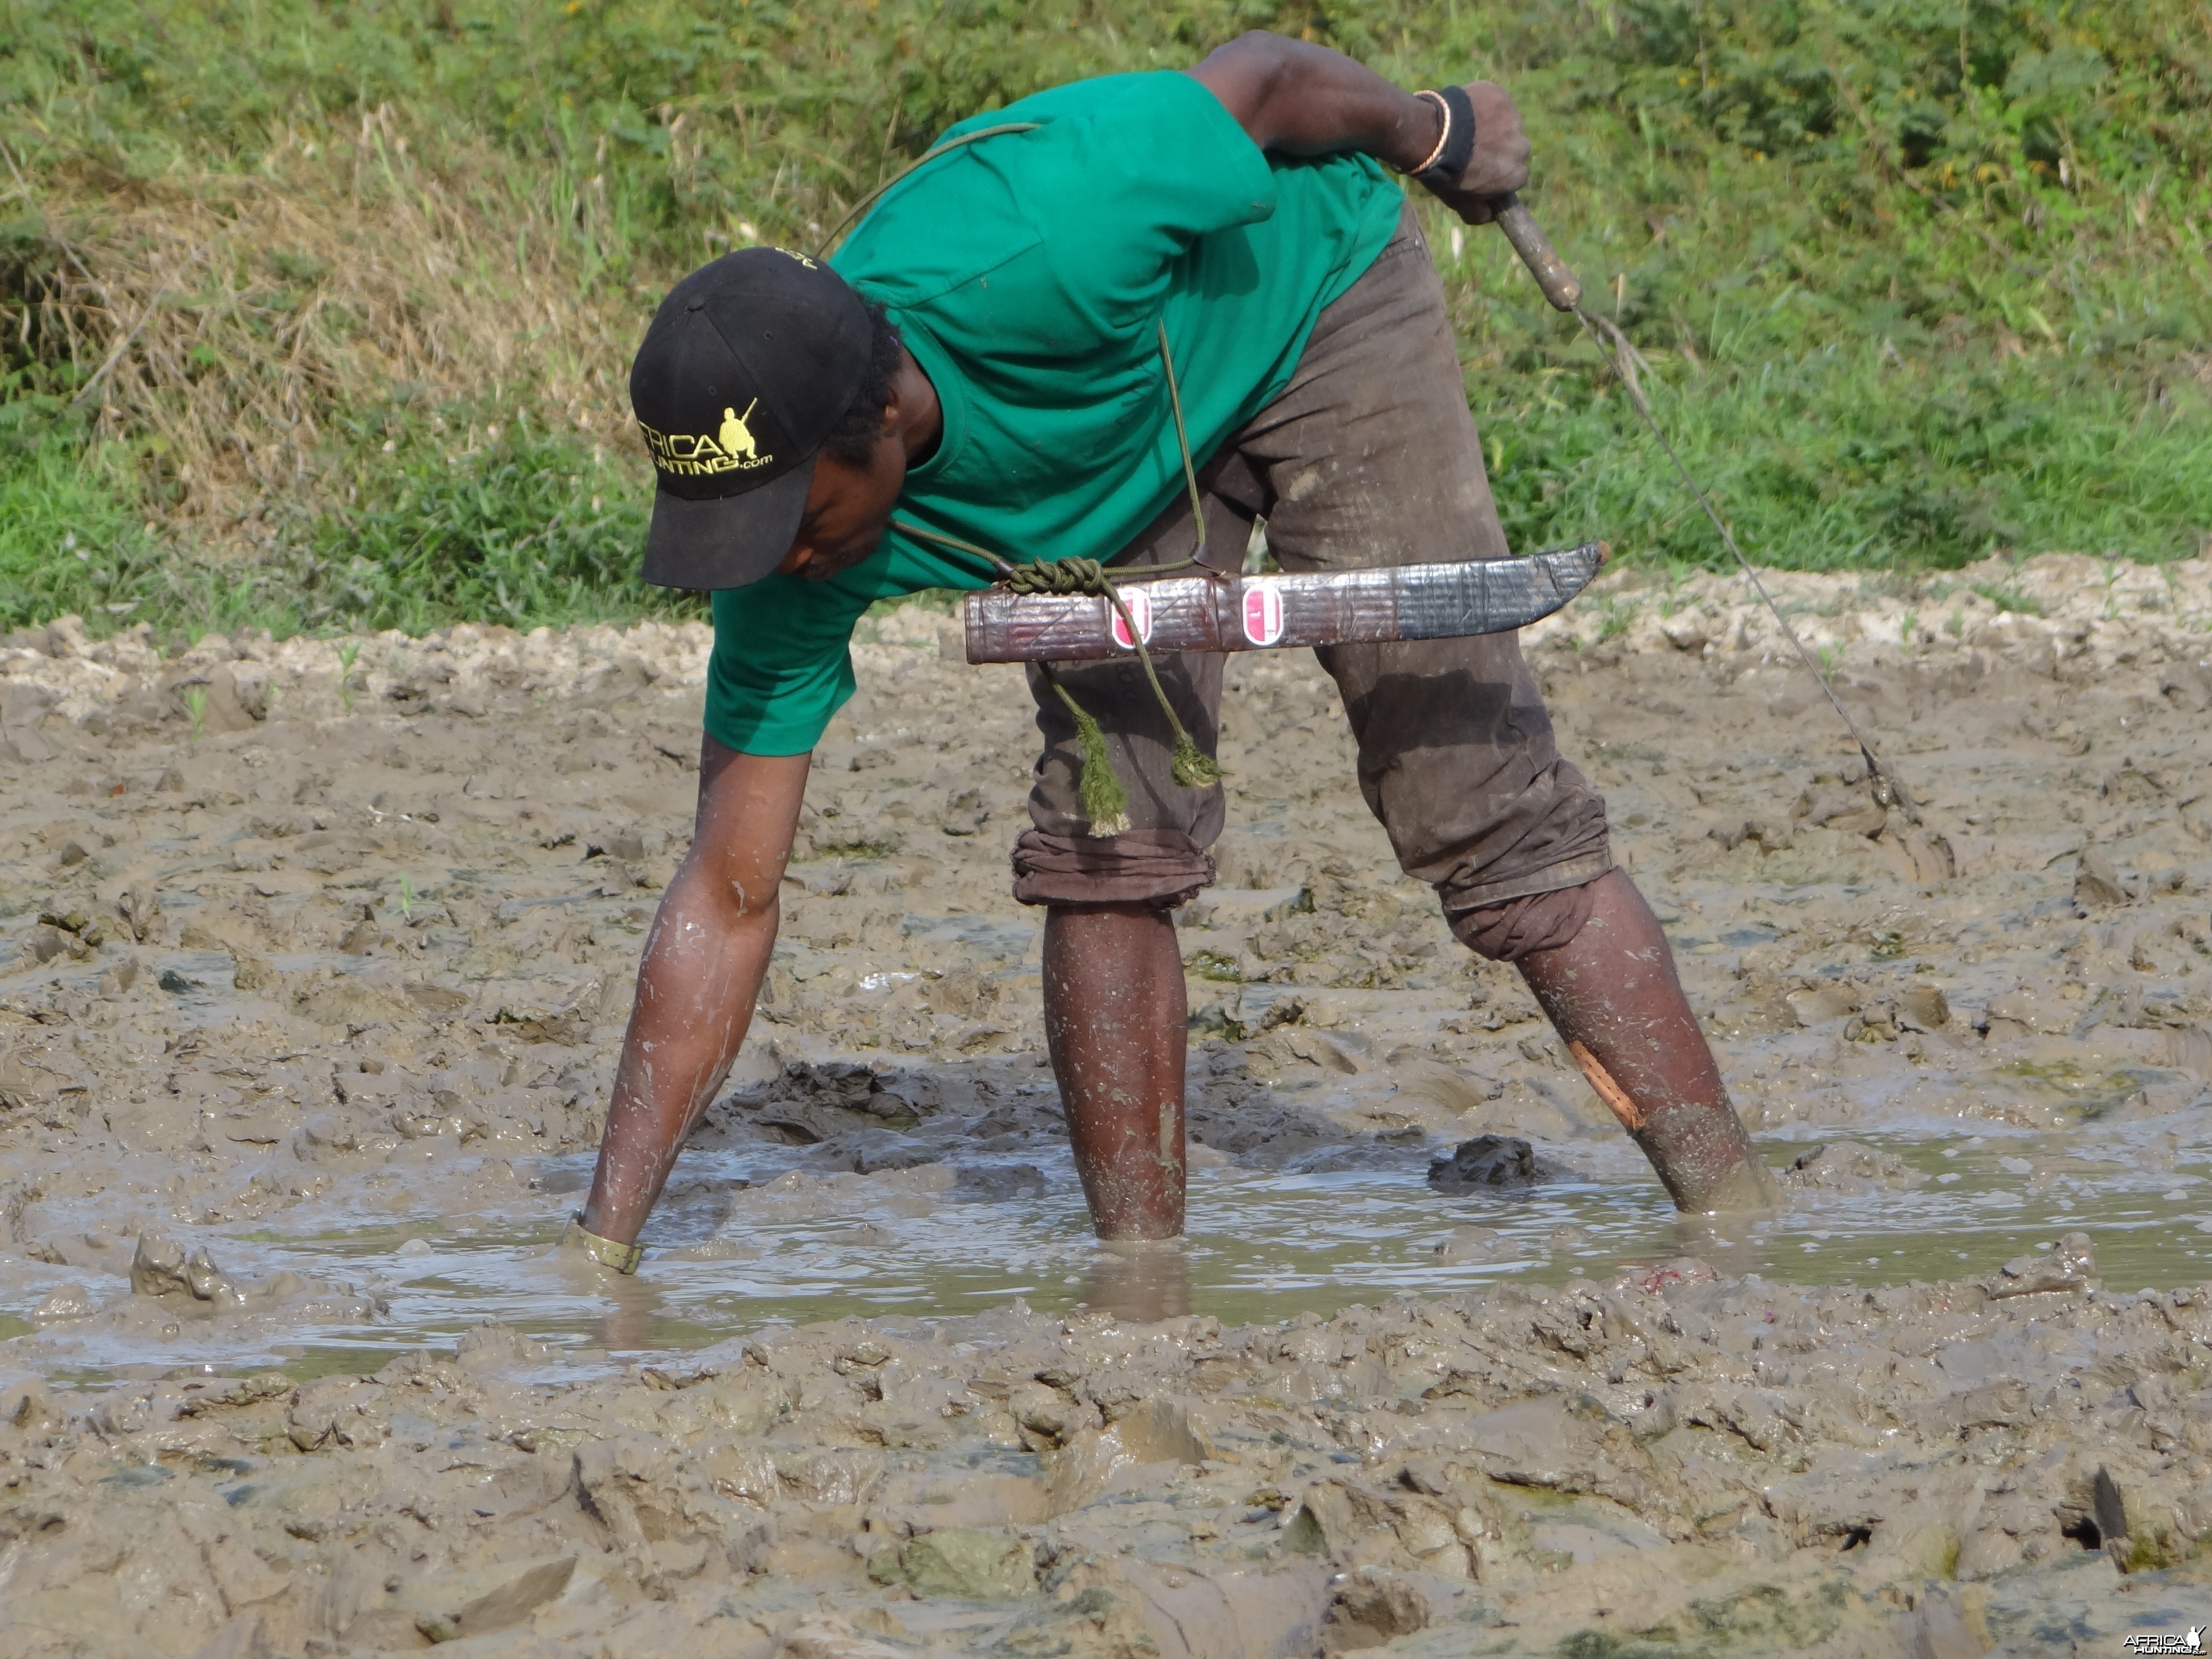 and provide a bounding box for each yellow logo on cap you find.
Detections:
[638,397,771,477]
[718,401,759,461]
